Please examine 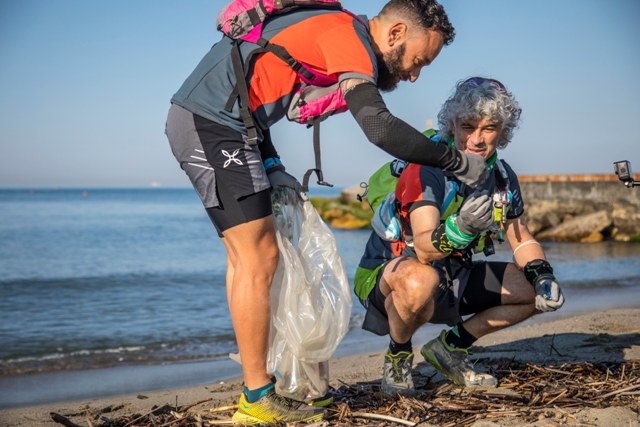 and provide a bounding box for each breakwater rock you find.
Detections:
[309,196,372,230]
[520,175,640,242]
[325,174,640,242]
